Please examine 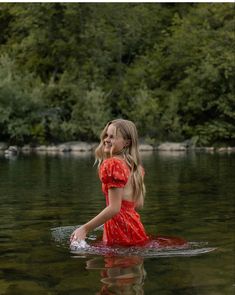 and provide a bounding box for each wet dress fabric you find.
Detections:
[99,157,149,246]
